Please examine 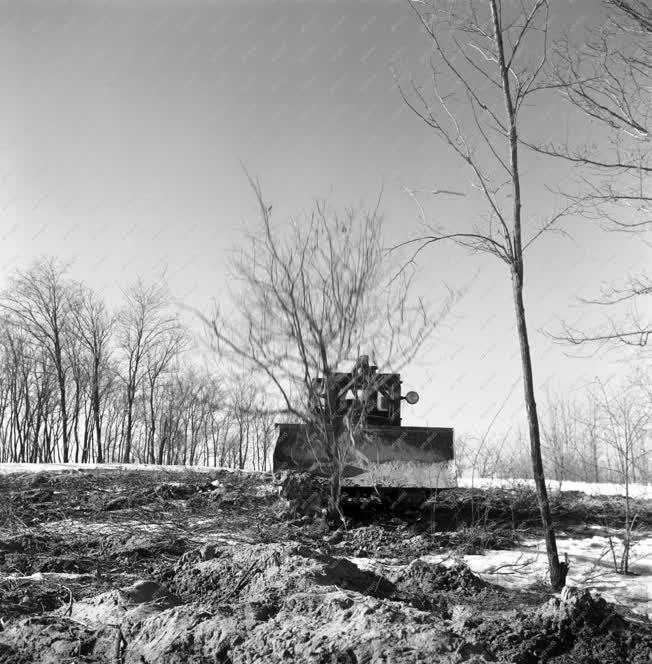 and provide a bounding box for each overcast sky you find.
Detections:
[1,0,648,441]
